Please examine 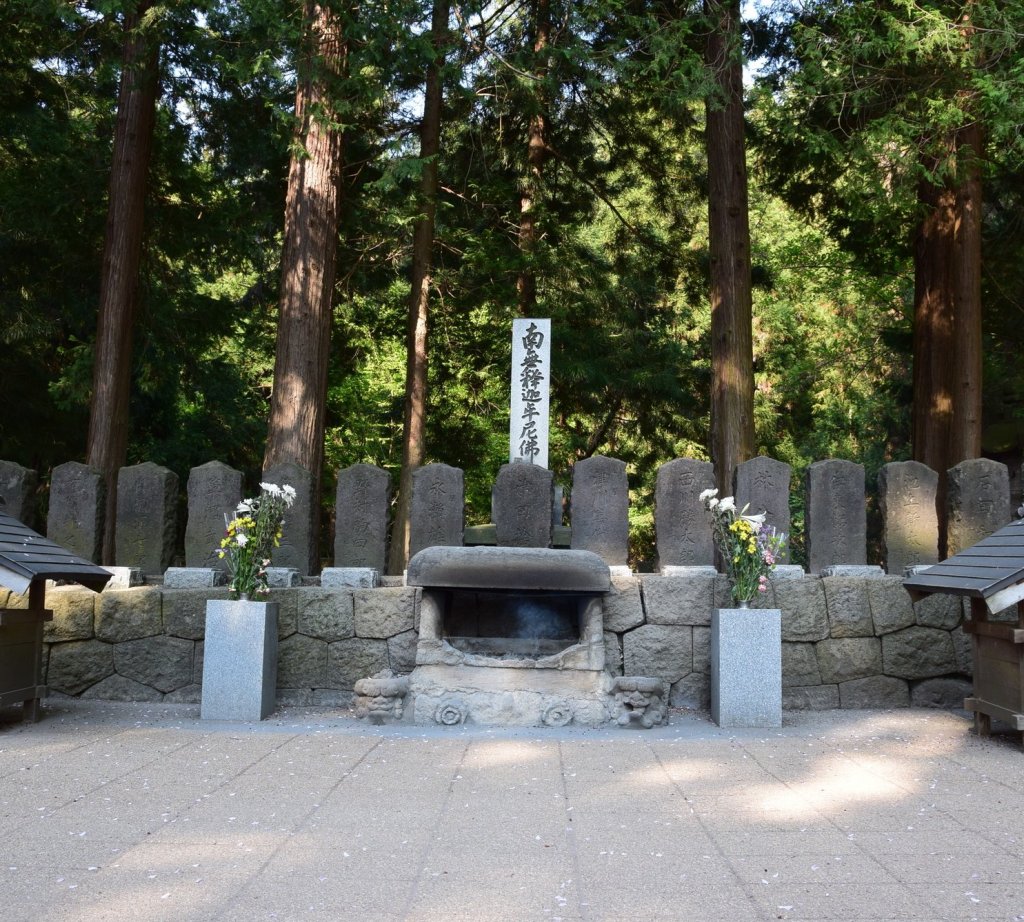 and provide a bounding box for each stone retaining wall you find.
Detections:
[6,573,974,712]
